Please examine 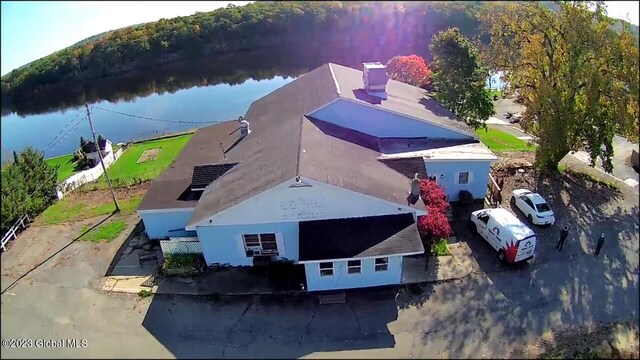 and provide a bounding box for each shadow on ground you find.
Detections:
[1,212,117,293]
[142,288,399,358]
[137,169,637,358]
[104,220,161,277]
[437,168,640,357]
